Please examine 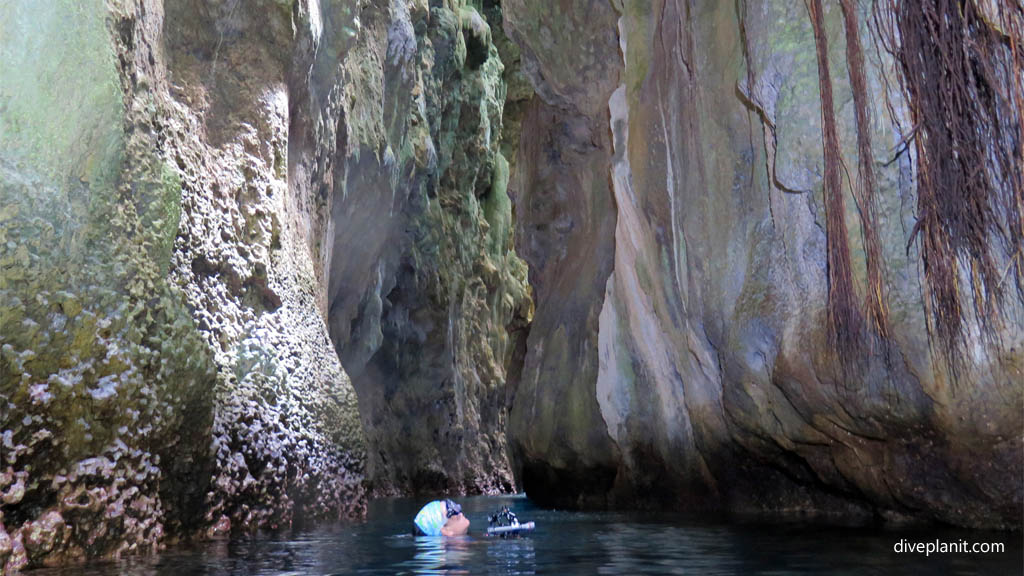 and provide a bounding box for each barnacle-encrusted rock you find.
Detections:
[1,0,366,569]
